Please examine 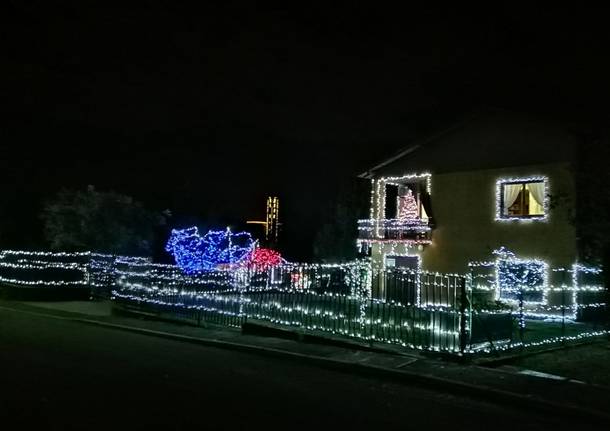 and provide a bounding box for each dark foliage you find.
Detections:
[313,179,369,262]
[575,129,610,267]
[41,186,165,256]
